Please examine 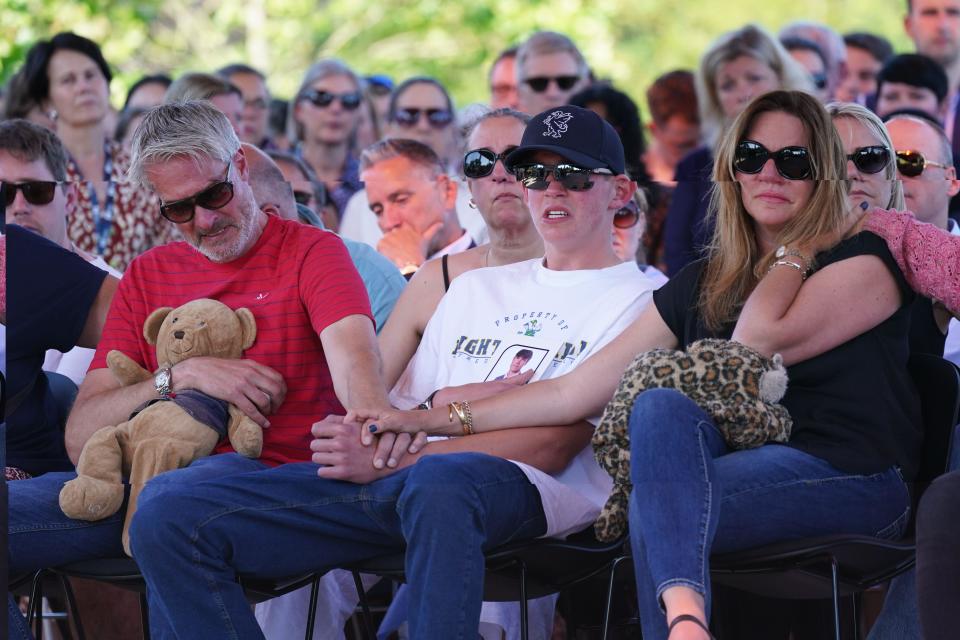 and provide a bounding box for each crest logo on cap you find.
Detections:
[542,110,573,139]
